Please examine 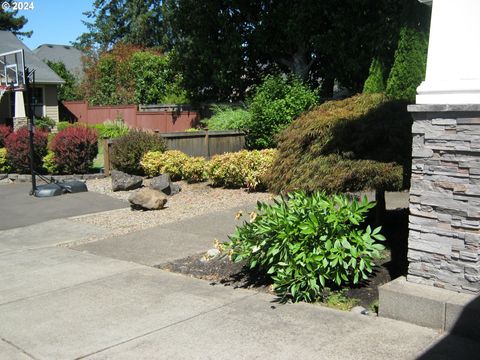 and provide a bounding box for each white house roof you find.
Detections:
[34,44,84,79]
[0,31,65,85]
